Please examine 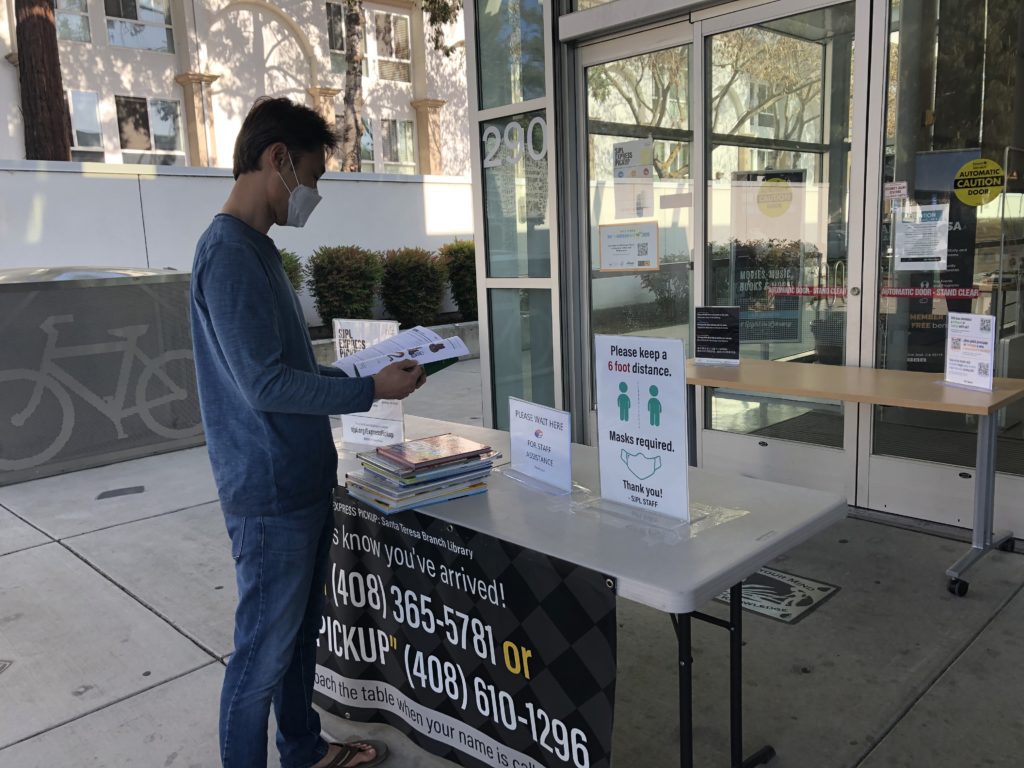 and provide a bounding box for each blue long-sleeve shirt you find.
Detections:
[190,214,375,516]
